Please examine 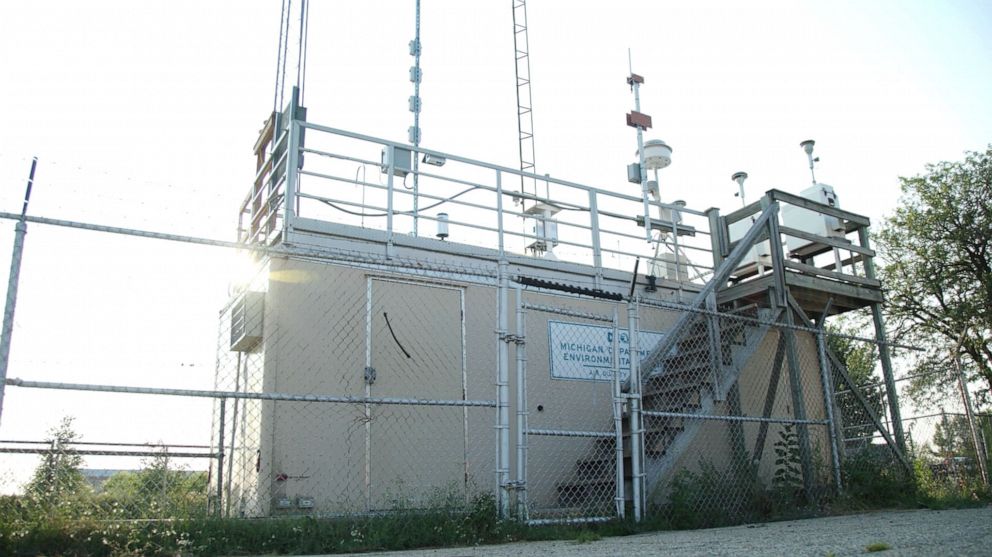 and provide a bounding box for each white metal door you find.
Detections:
[366,278,466,510]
